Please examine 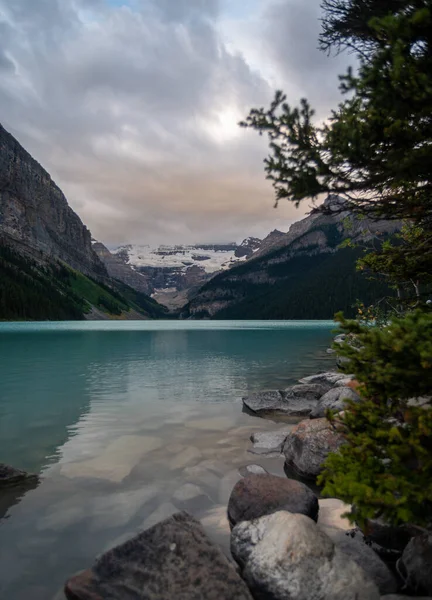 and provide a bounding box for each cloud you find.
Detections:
[0,0,349,245]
